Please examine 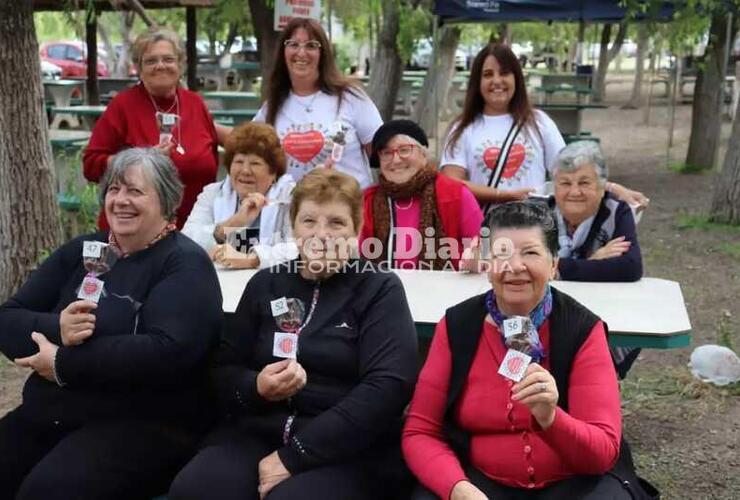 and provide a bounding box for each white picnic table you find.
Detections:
[216,268,691,349]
